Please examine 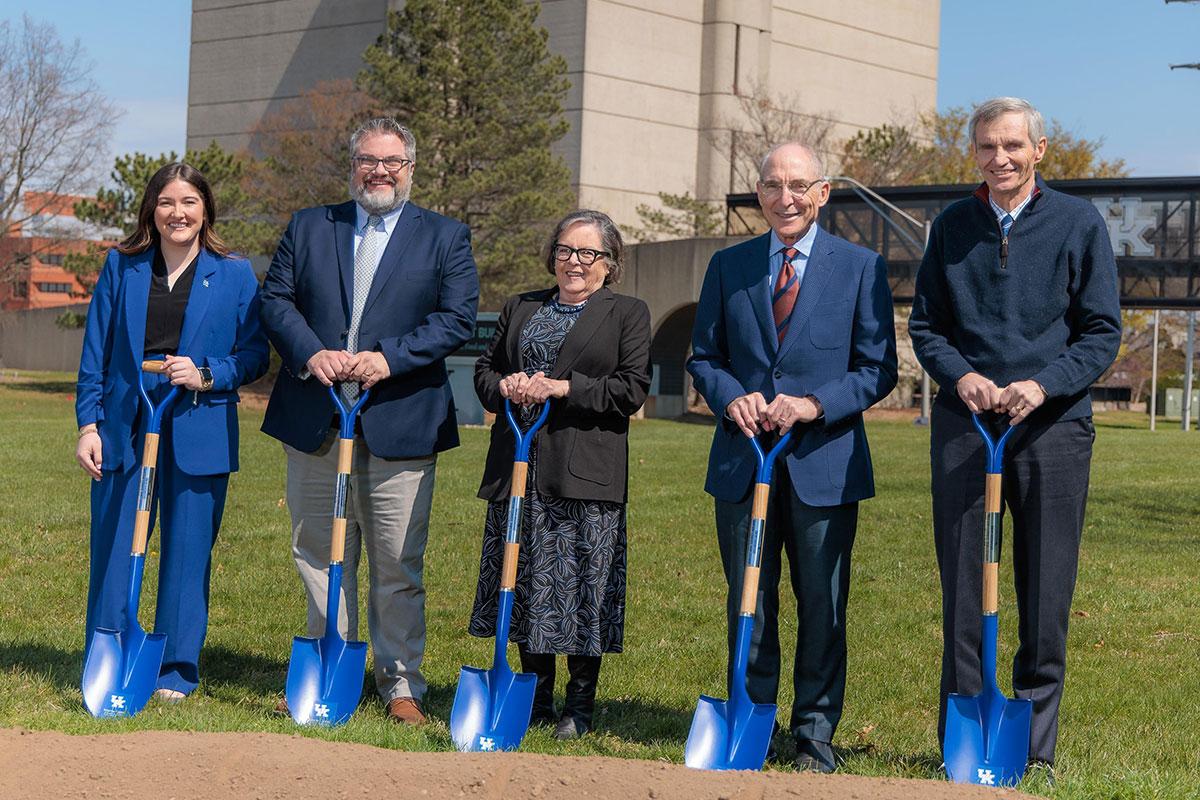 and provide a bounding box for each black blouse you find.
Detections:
[144,250,198,356]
